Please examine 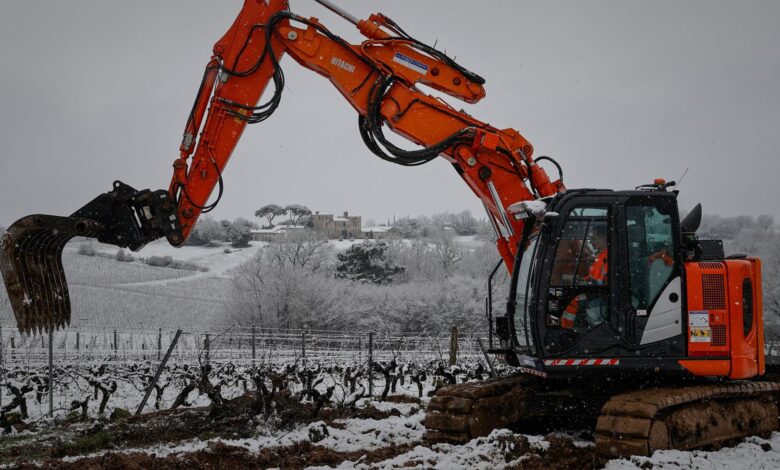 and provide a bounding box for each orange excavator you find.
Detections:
[1,0,777,458]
